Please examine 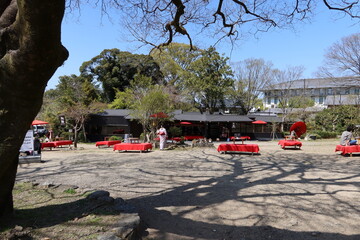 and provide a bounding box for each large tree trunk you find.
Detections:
[0,0,68,217]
